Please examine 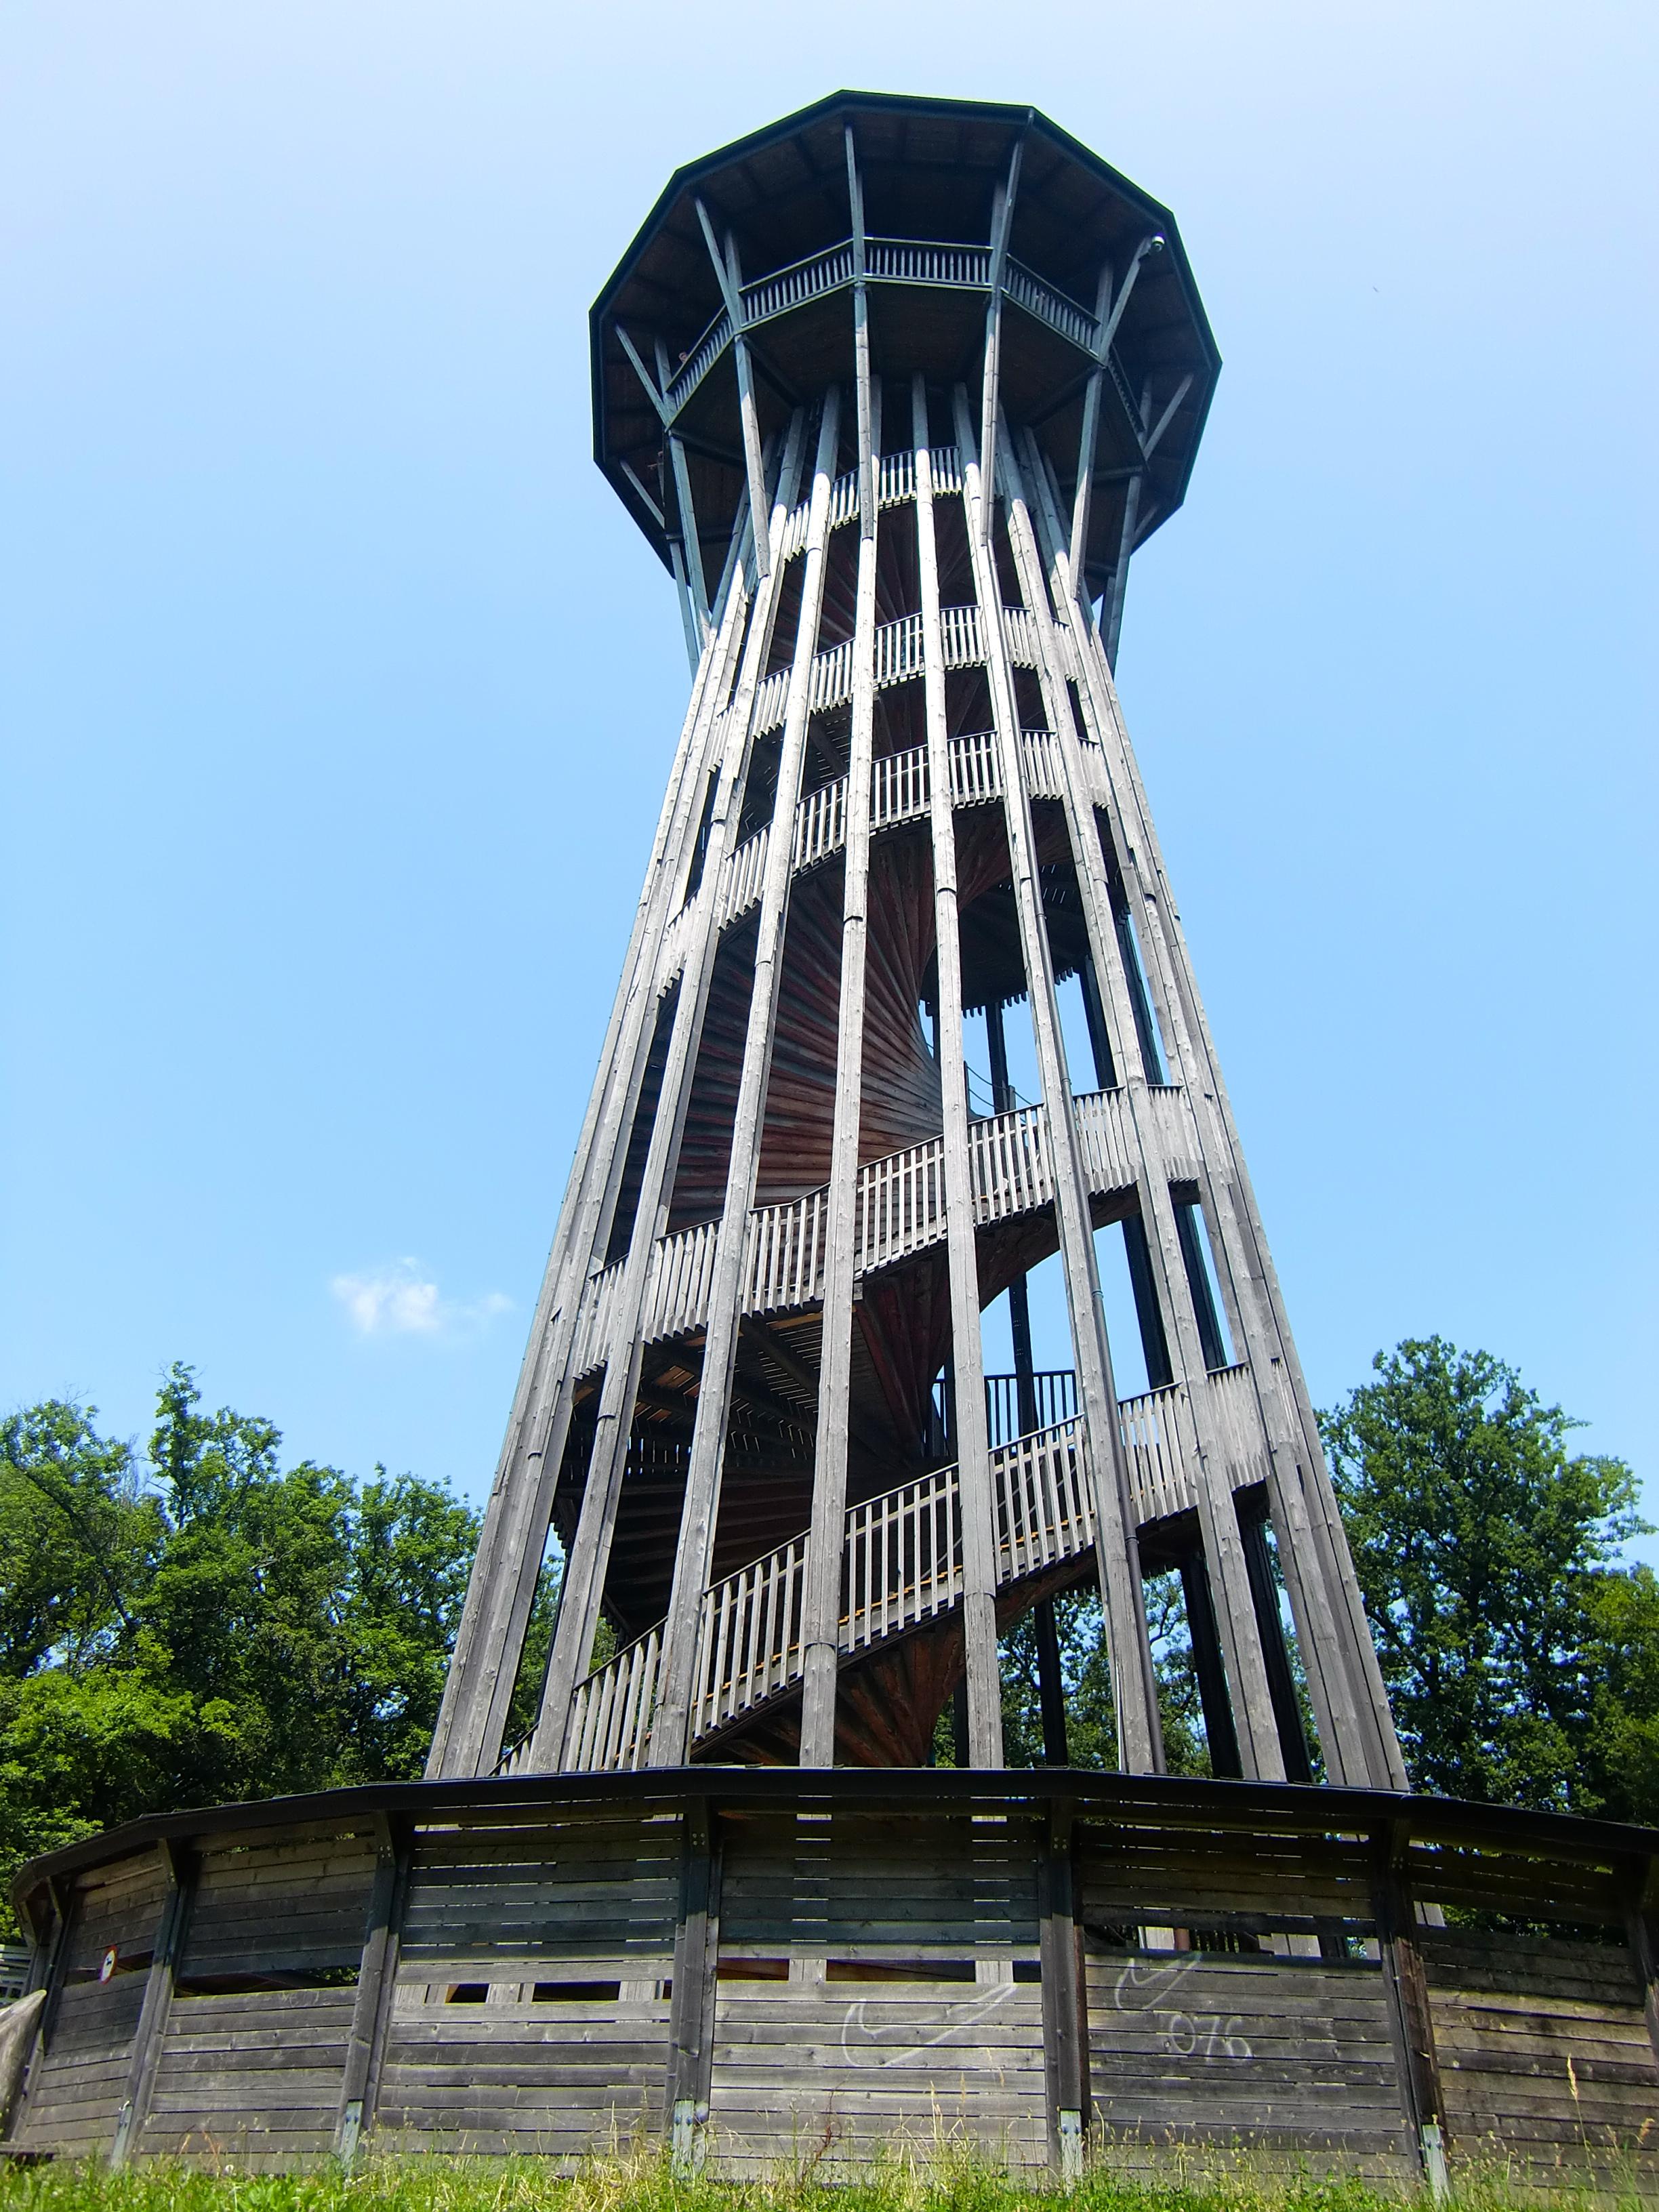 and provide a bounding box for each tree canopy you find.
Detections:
[0,1365,489,1929]
[1322,1335,1658,1823]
